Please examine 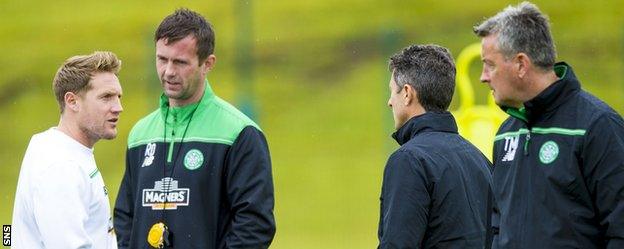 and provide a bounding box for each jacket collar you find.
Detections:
[159,80,215,124]
[502,62,580,124]
[392,111,458,145]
